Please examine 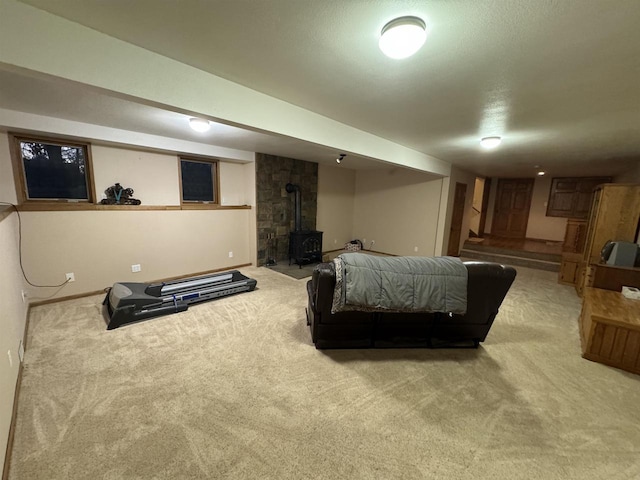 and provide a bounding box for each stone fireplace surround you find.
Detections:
[255,153,318,266]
